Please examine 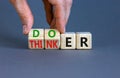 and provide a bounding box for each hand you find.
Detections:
[10,0,73,34]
